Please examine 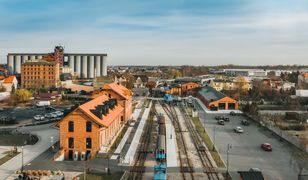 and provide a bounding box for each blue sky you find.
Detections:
[0,0,308,65]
